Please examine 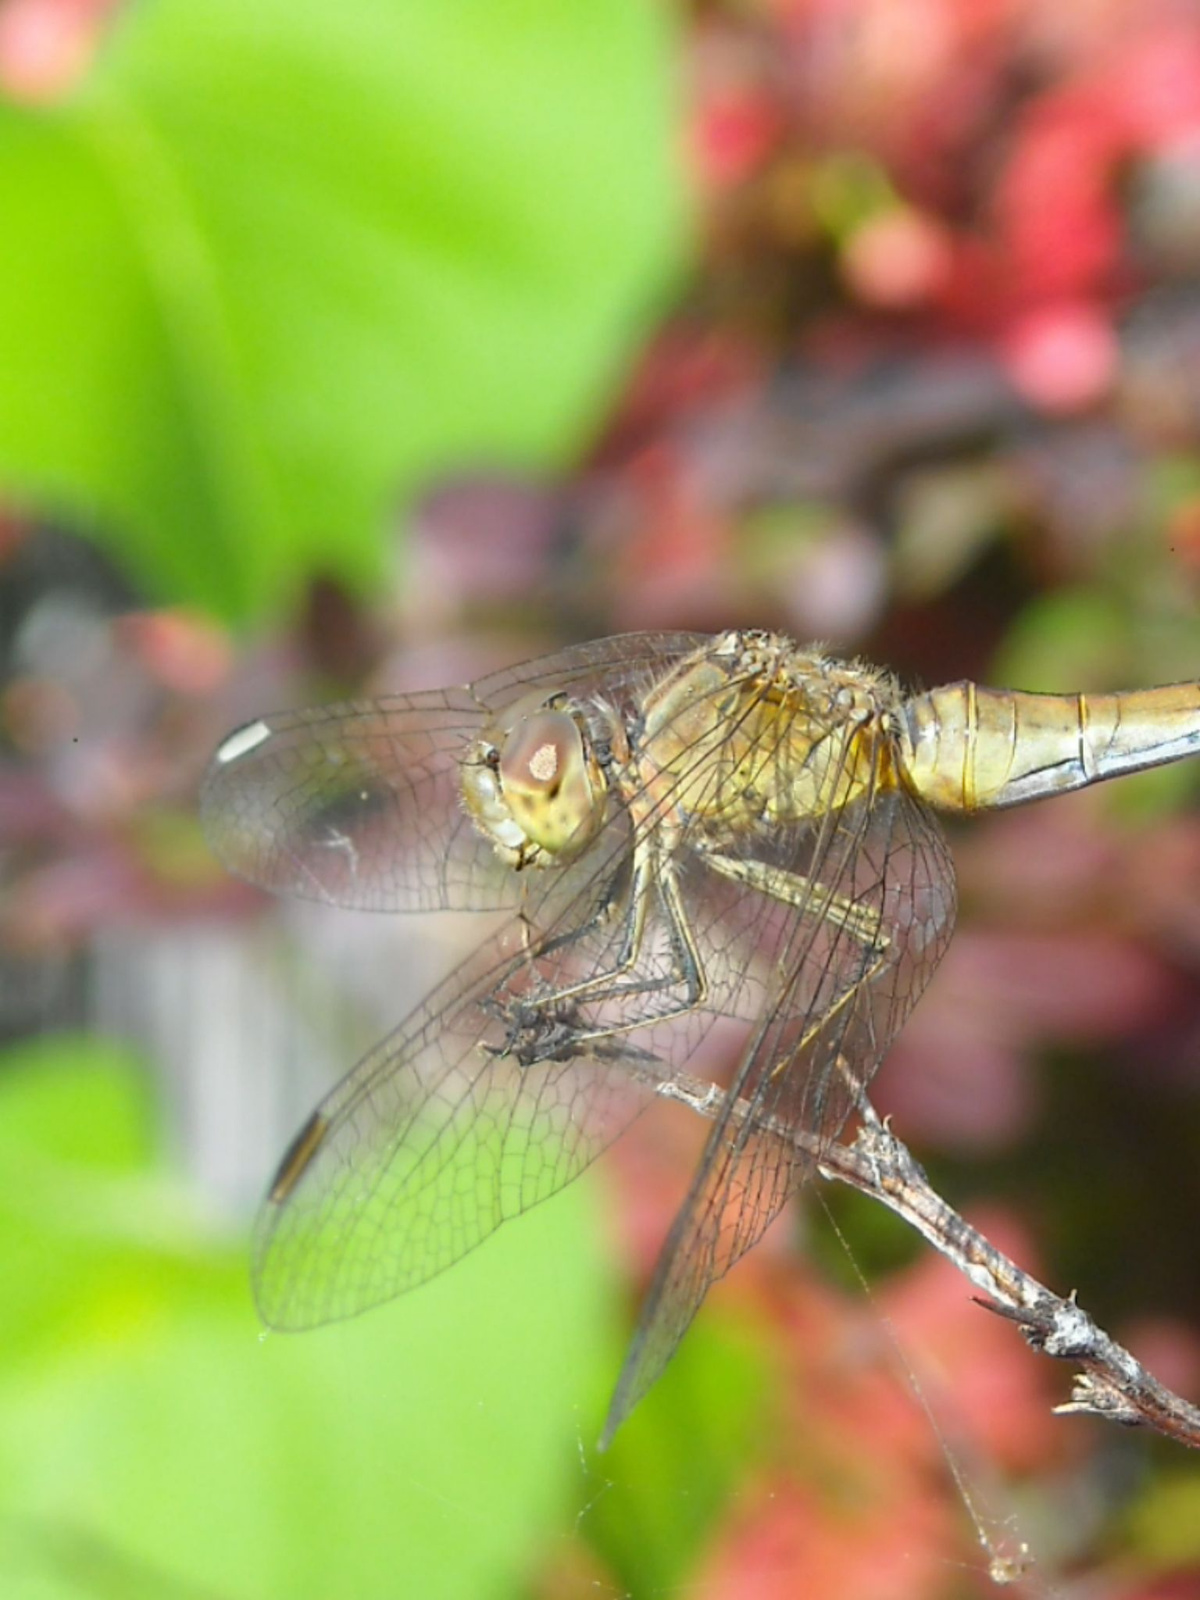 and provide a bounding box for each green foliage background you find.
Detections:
[0,0,682,620]
[0,1039,615,1599]
[0,3,713,1595]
